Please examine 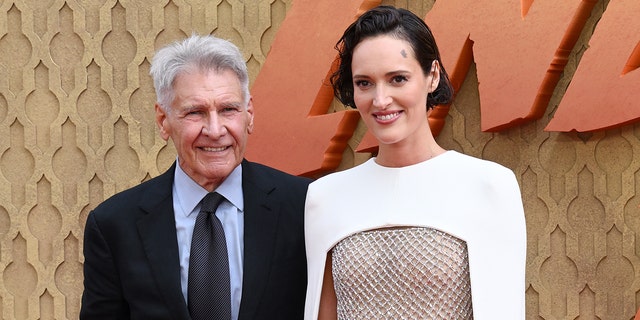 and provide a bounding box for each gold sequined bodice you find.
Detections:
[331,227,473,319]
